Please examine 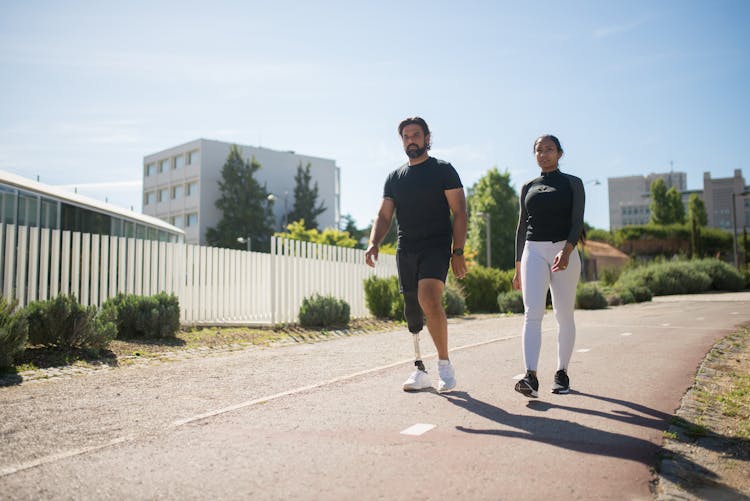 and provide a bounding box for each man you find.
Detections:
[365,116,467,392]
